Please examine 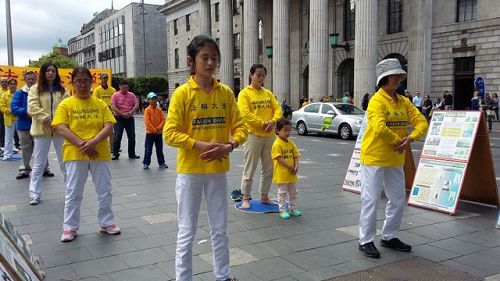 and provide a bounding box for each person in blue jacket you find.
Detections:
[11,71,52,180]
